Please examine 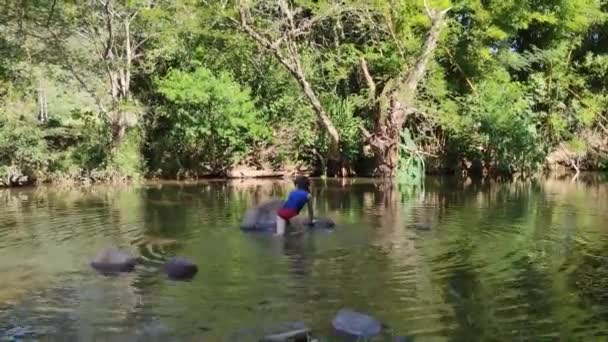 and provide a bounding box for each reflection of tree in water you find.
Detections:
[282,235,315,279]
[436,244,485,342]
[507,256,560,339]
[571,245,608,324]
